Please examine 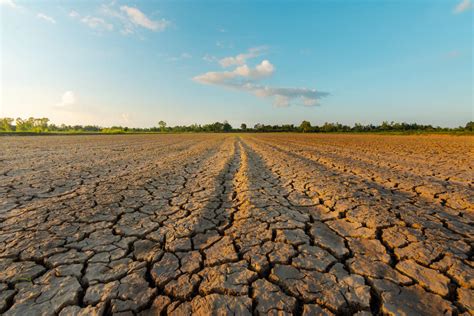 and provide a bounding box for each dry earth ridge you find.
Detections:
[0,134,472,315]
